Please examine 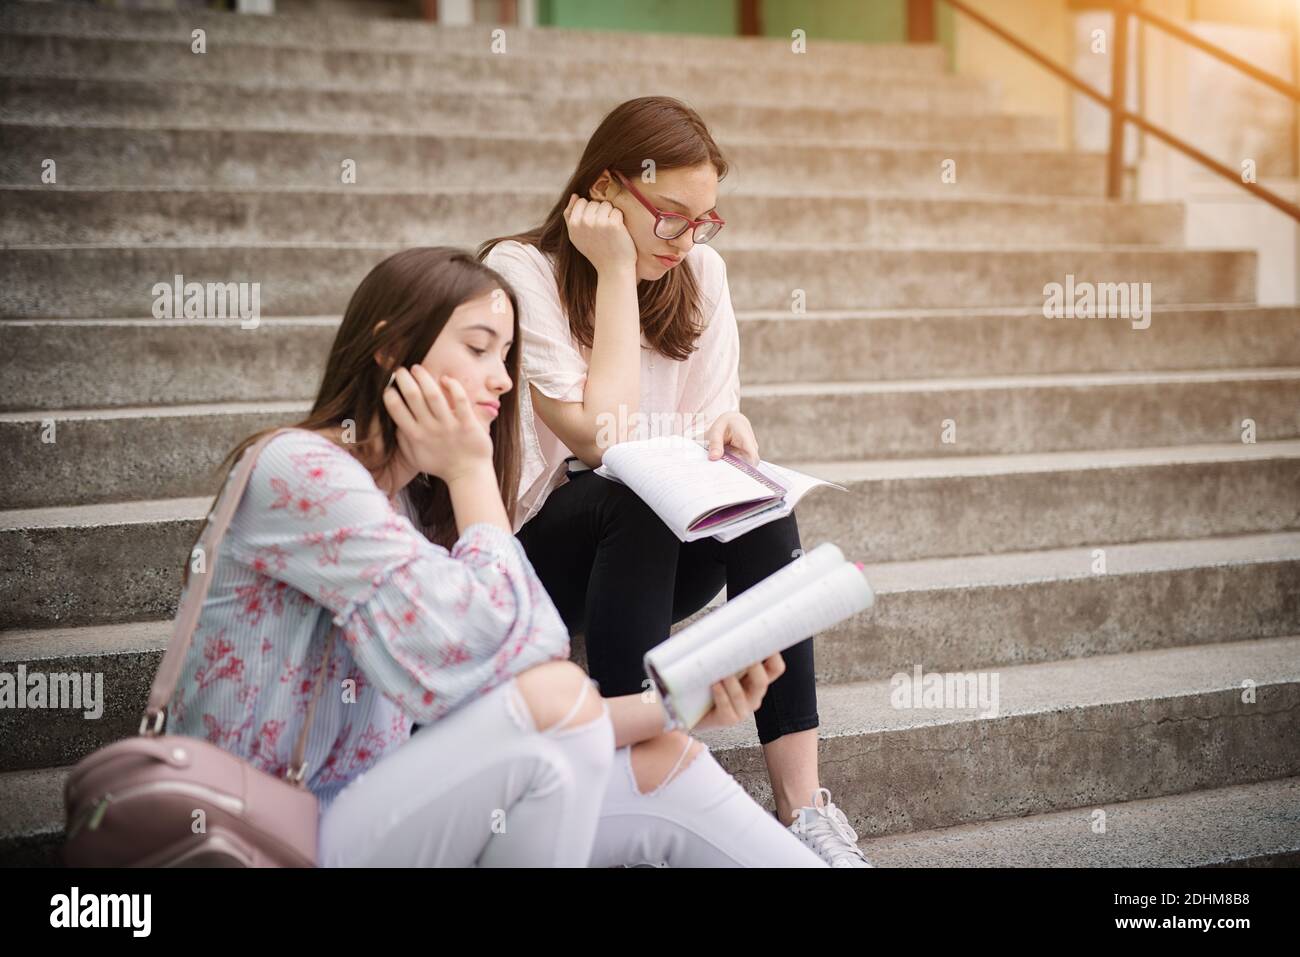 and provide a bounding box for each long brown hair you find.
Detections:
[185,247,523,584]
[477,95,729,361]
